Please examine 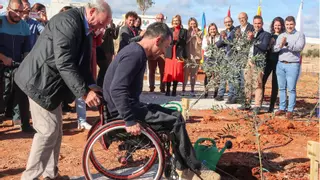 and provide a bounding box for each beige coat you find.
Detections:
[186,29,202,60]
